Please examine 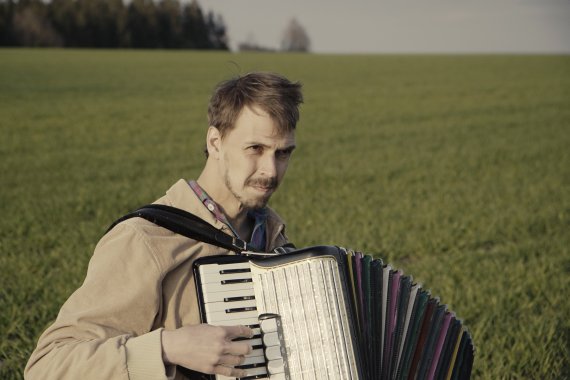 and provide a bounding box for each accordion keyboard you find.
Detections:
[198,260,284,380]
